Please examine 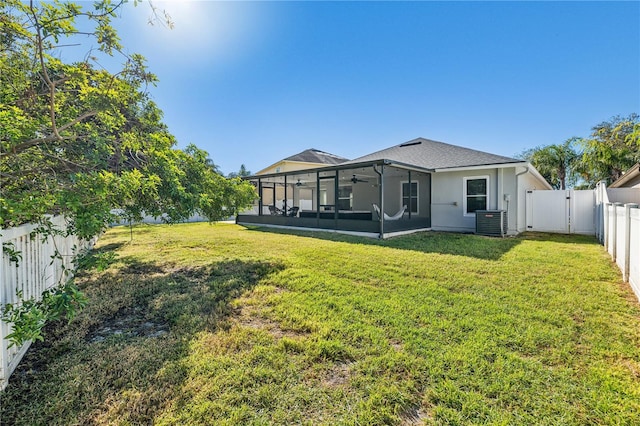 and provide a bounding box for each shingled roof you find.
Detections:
[345,138,522,170]
[284,148,349,165]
